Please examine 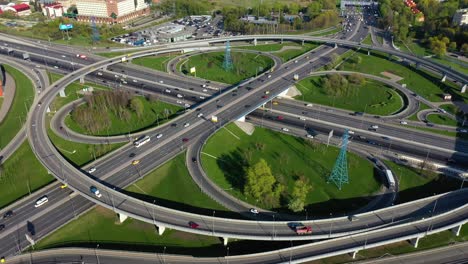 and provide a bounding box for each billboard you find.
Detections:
[59,24,74,31]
